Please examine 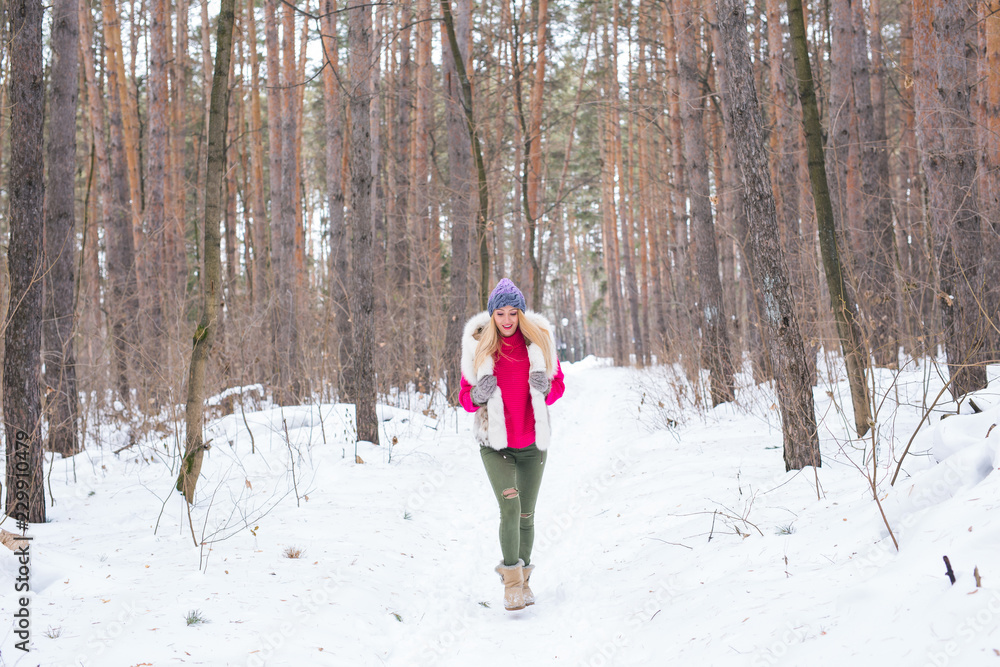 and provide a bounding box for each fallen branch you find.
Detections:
[943,555,956,585]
